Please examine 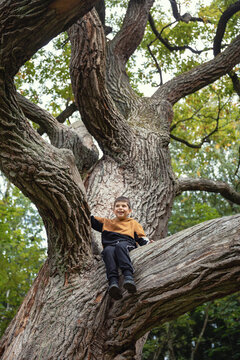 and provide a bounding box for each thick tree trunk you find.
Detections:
[69,9,176,241]
[1,214,240,359]
[1,1,240,359]
[86,142,175,241]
